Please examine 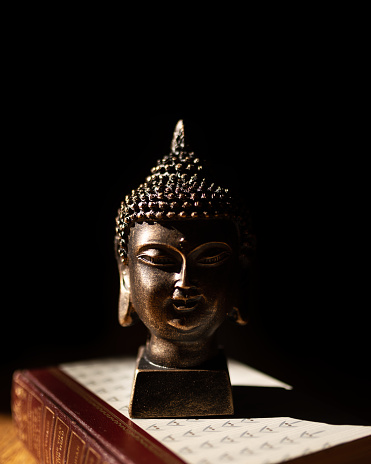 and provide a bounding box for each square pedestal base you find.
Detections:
[128,346,234,418]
